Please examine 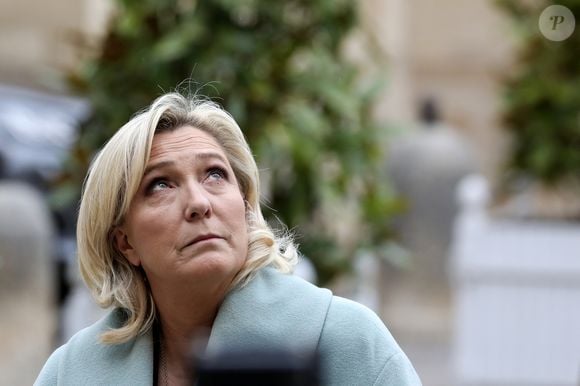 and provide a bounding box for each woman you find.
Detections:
[36,92,421,385]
